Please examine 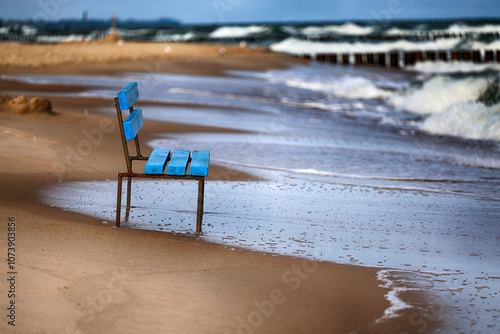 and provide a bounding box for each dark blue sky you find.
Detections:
[1,0,500,23]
